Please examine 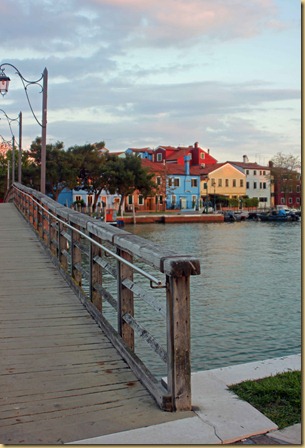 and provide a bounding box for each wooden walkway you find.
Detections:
[0,204,193,444]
